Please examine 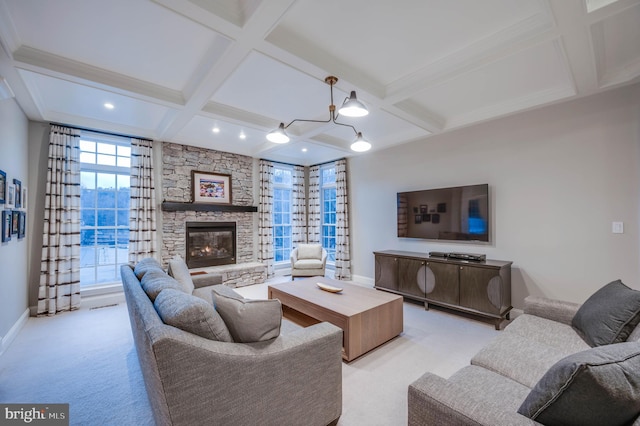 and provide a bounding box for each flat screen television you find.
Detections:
[397,183,489,242]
